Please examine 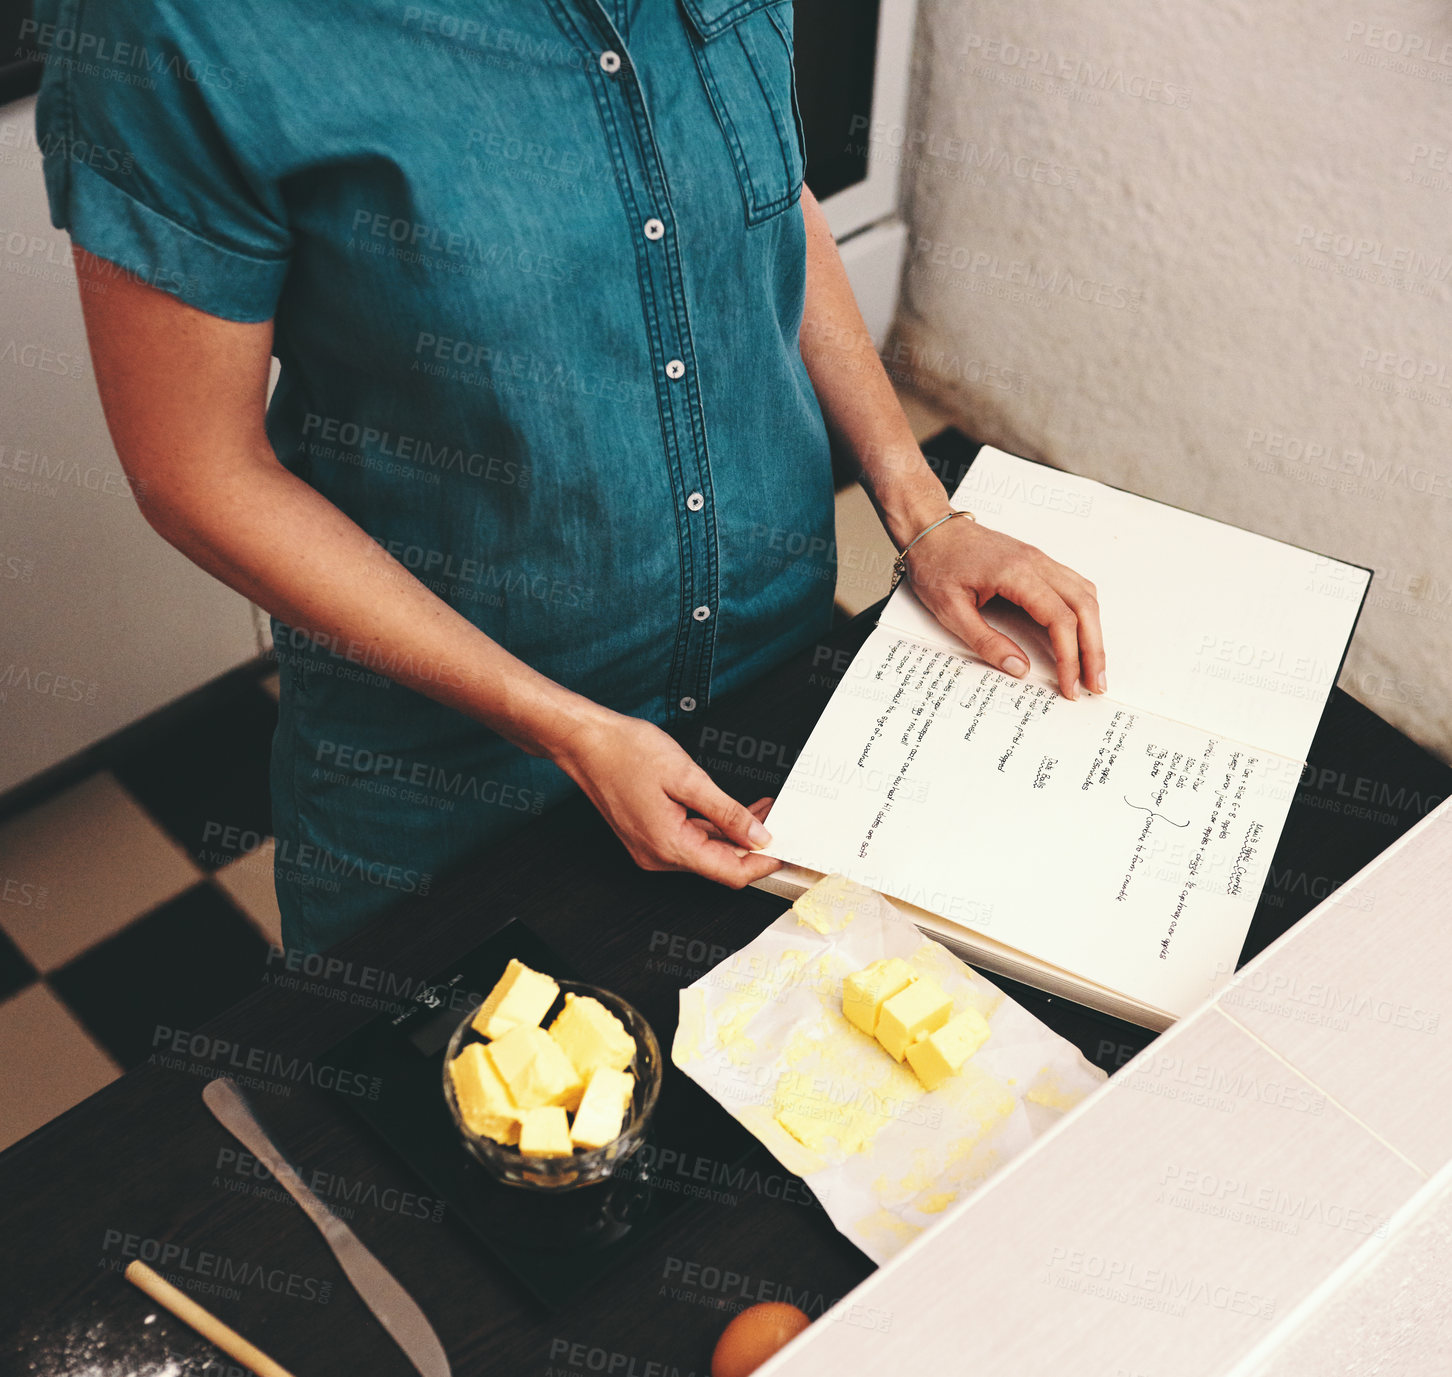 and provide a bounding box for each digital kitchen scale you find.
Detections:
[320,918,766,1307]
